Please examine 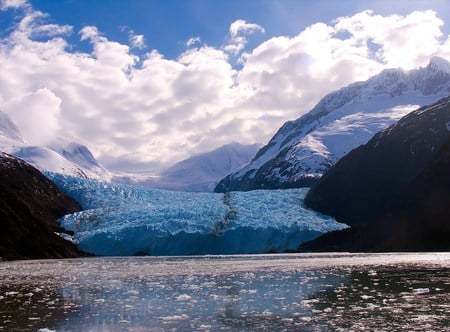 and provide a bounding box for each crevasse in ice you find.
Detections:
[48,173,348,256]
